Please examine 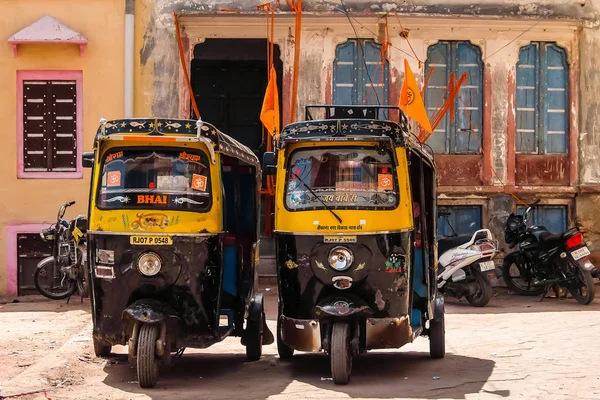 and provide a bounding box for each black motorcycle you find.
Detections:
[502,200,596,304]
[35,201,89,301]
